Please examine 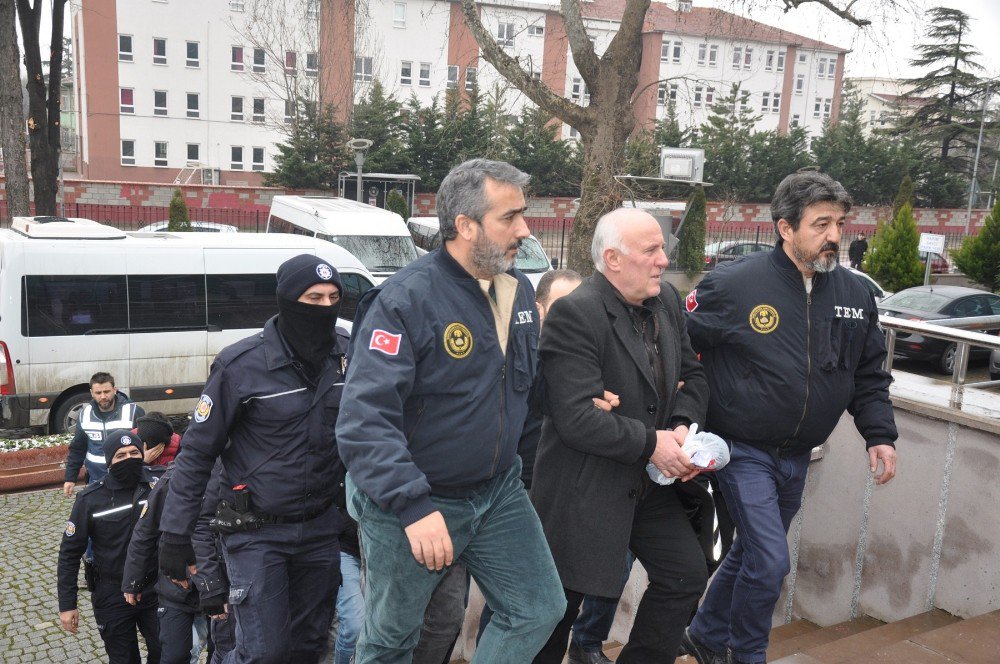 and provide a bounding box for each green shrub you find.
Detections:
[865,202,925,292]
[952,200,1000,292]
[385,189,410,222]
[676,186,707,279]
[167,189,192,232]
